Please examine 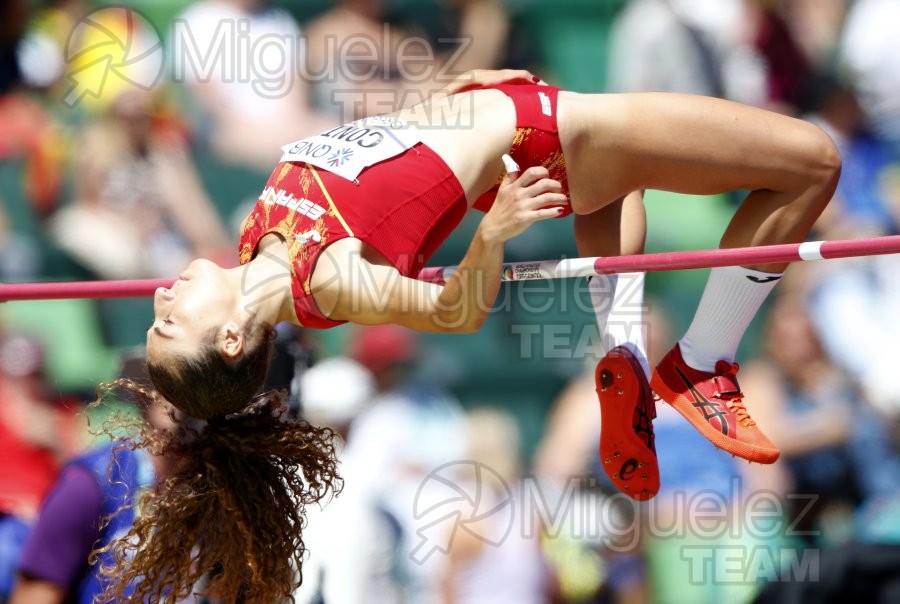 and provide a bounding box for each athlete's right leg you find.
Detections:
[556,92,840,248]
